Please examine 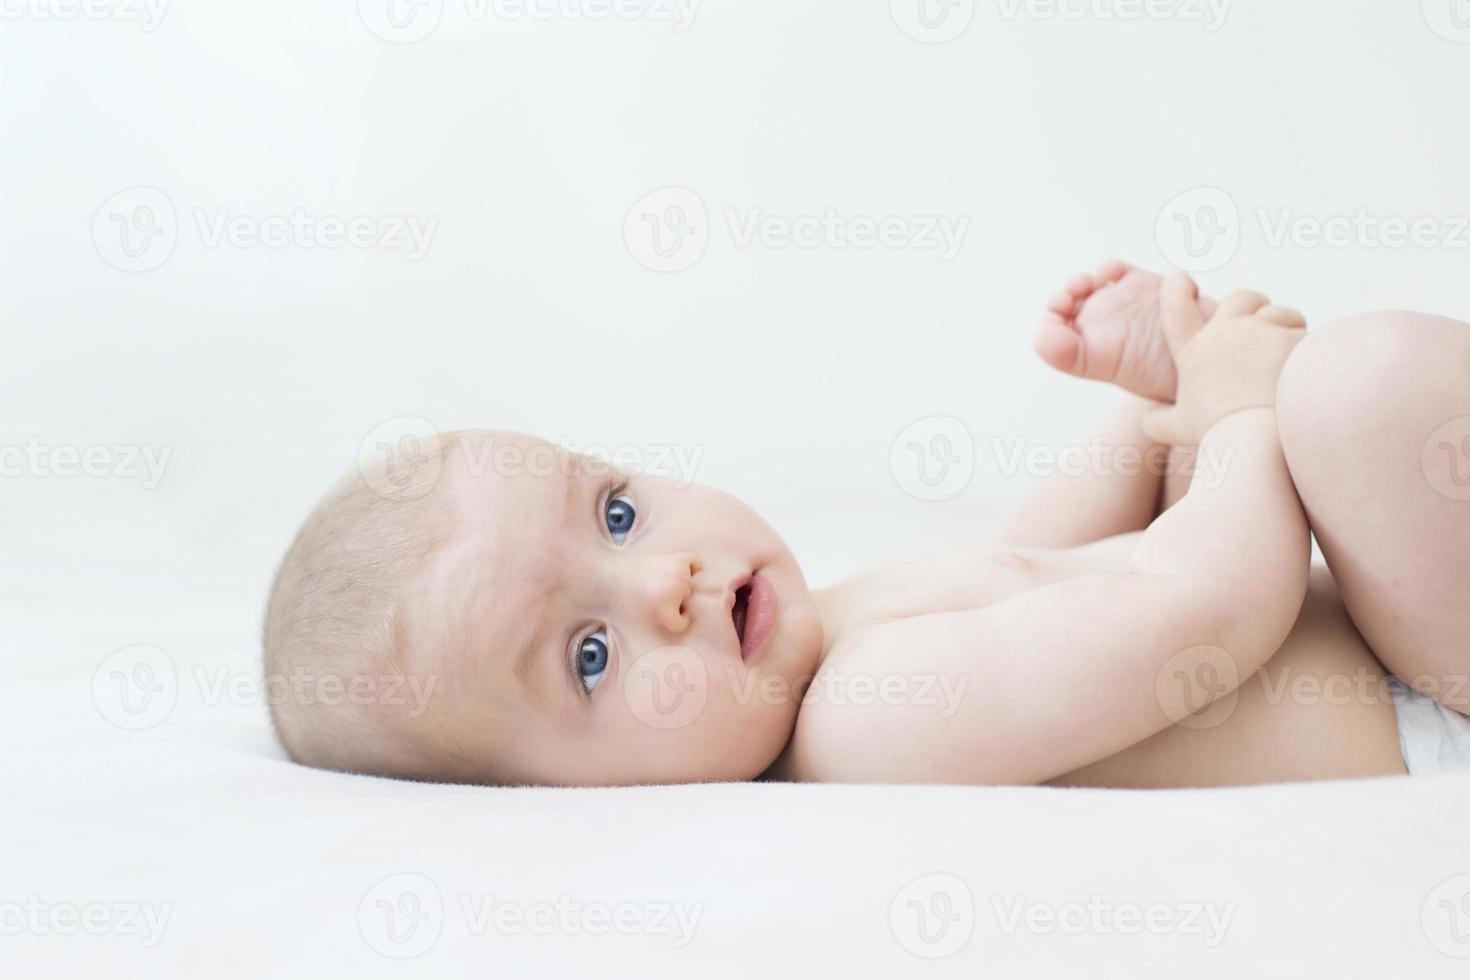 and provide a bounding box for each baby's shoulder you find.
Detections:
[774,626,958,782]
